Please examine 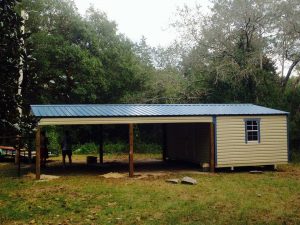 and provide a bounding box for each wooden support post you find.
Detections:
[210,123,215,172]
[14,142,19,164]
[35,127,41,180]
[129,124,134,177]
[99,125,103,164]
[15,135,21,177]
[162,124,167,161]
[28,145,32,163]
[28,137,33,163]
